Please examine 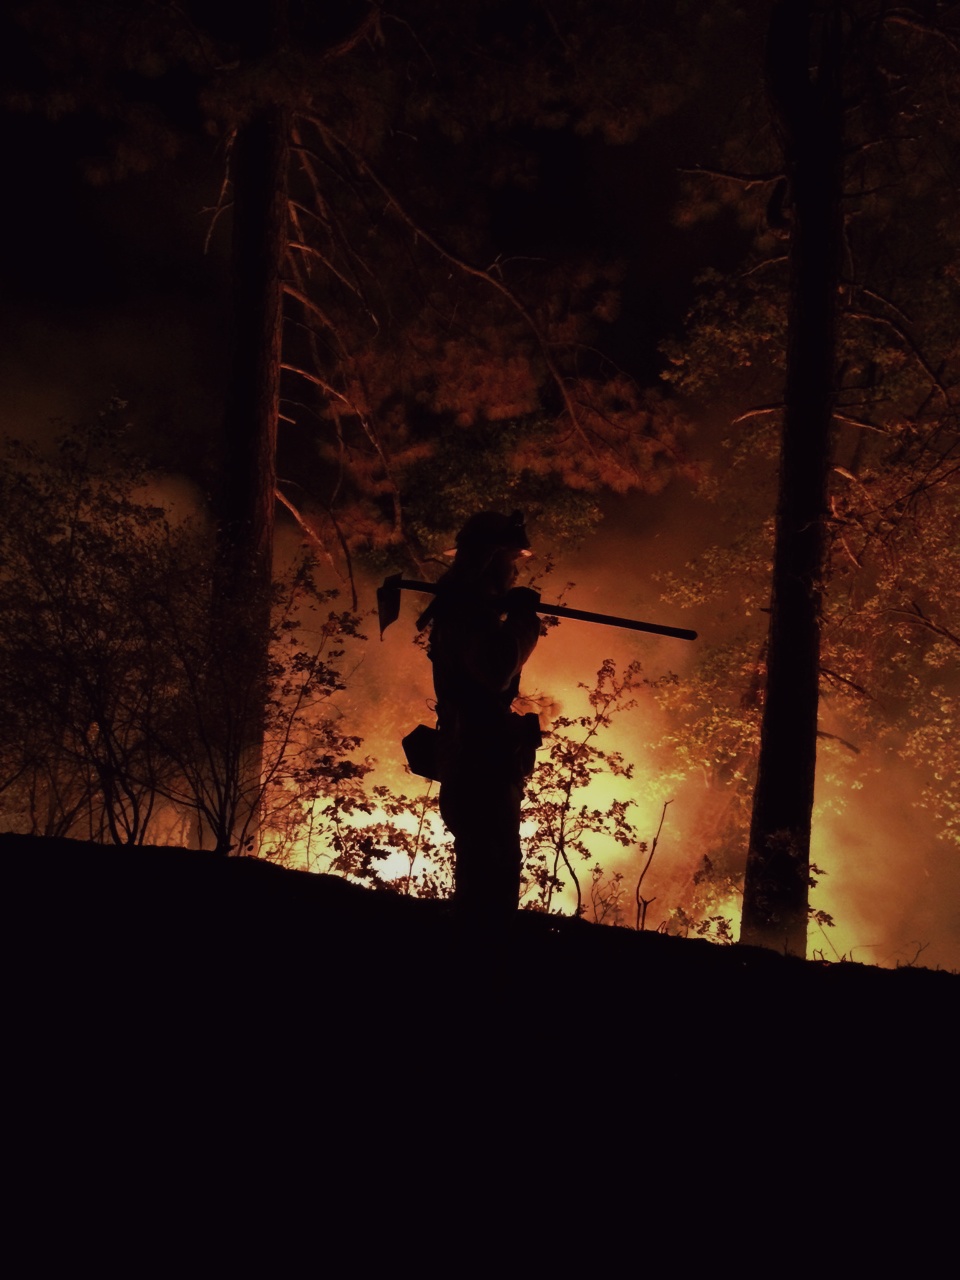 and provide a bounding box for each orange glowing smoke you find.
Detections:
[271,515,960,970]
